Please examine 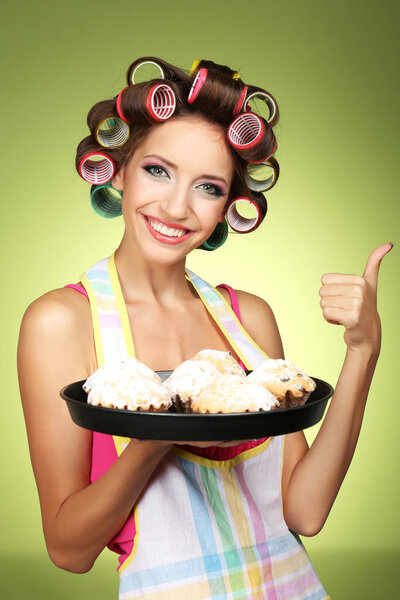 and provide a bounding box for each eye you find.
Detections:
[196,183,225,197]
[143,164,169,178]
